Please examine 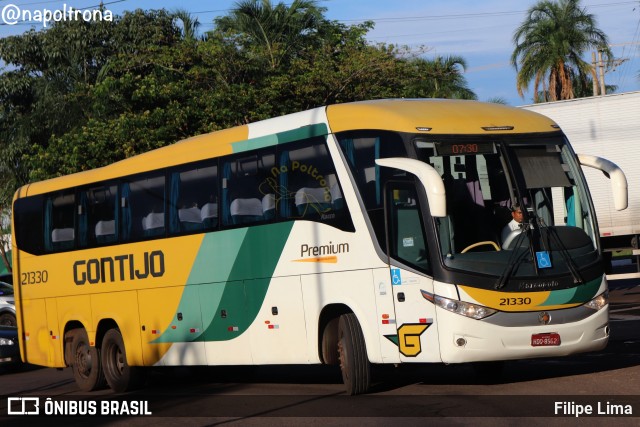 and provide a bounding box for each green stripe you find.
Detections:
[232,123,329,153]
[154,222,294,343]
[540,276,602,306]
